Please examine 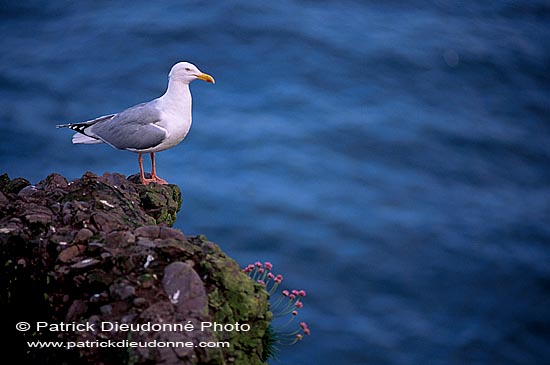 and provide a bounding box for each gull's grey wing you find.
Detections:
[90,102,166,150]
